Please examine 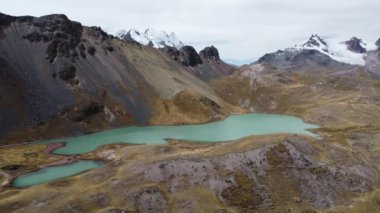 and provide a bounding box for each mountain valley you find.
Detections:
[0,12,380,213]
